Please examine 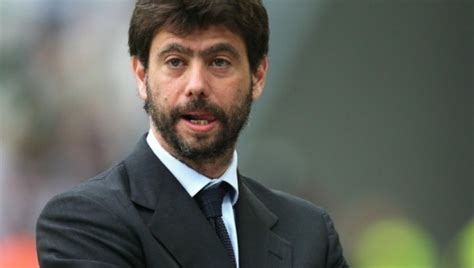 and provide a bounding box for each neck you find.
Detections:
[151,128,234,178]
